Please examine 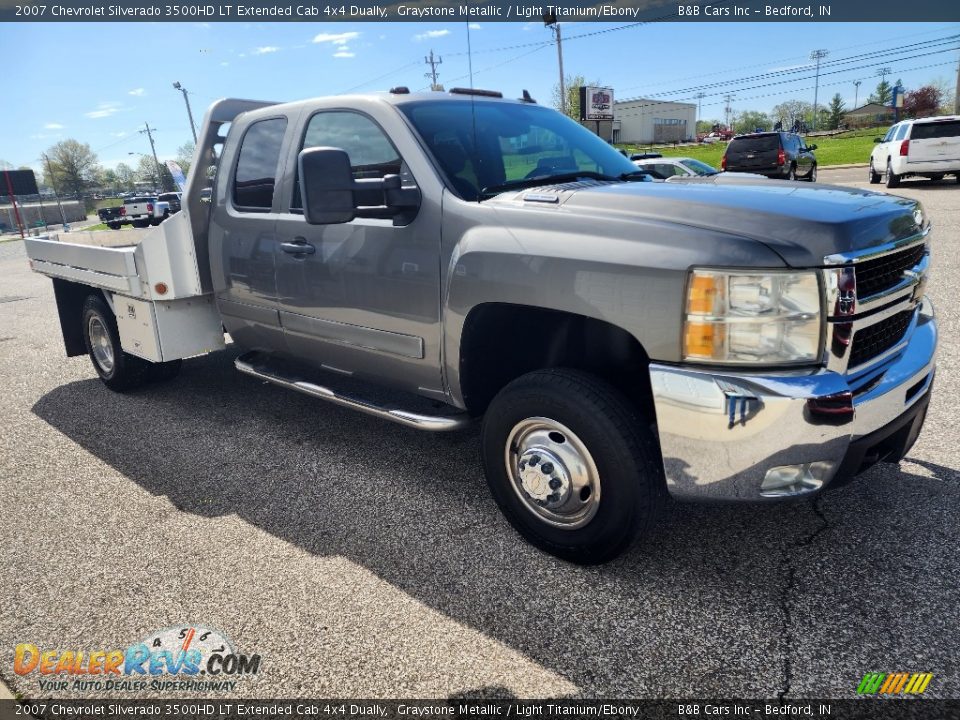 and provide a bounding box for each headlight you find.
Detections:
[683,269,822,365]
